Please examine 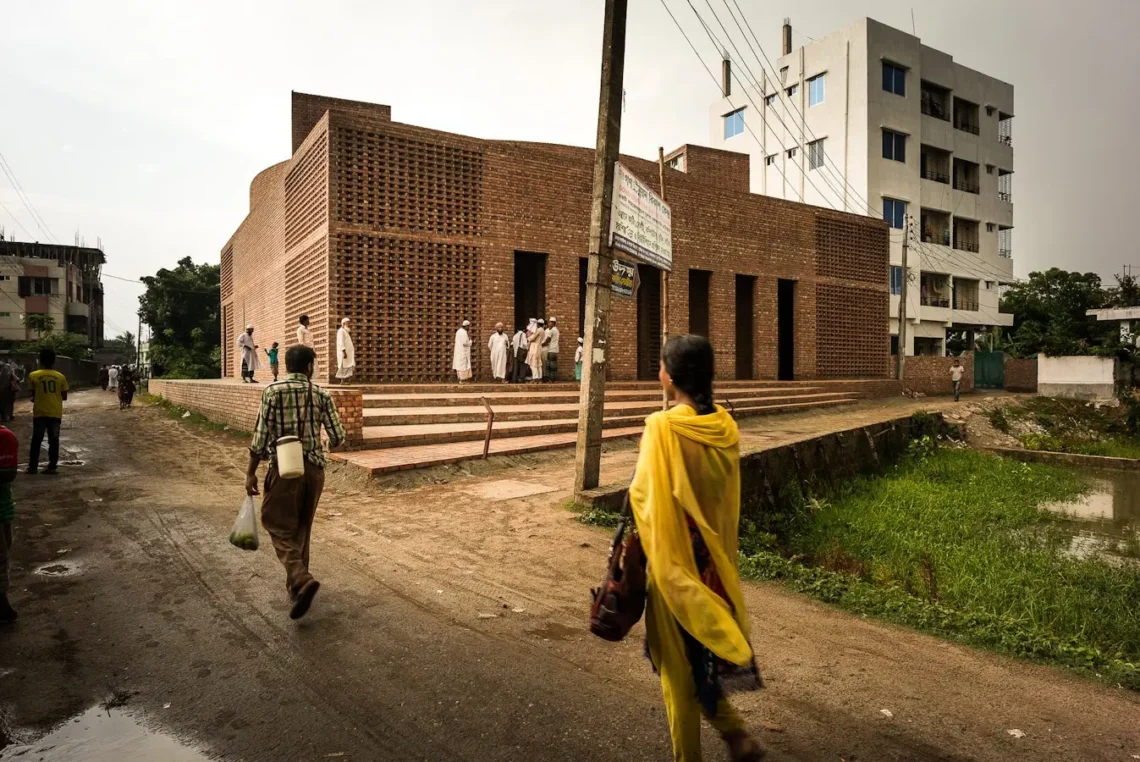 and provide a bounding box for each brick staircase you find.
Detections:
[330,380,889,474]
